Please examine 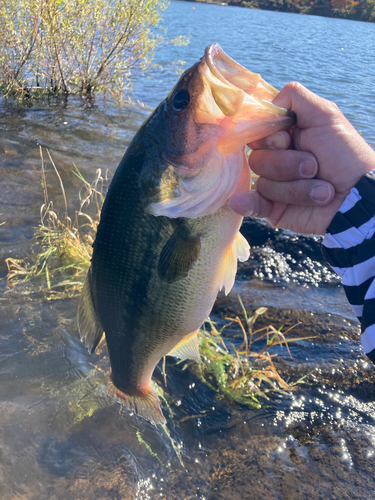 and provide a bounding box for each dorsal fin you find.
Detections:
[78,268,104,354]
[167,331,200,361]
[158,220,201,283]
